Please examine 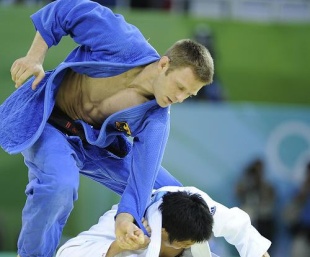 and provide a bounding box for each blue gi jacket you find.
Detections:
[0,0,177,232]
